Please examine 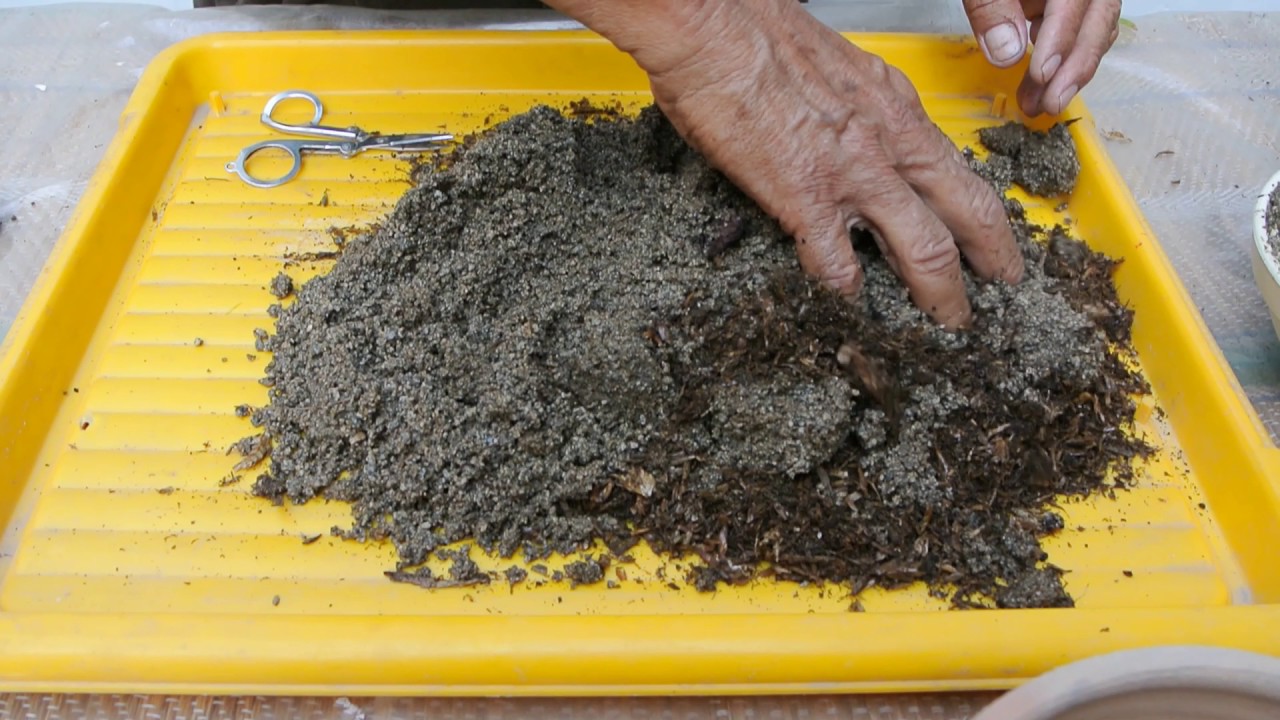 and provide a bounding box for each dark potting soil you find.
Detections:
[240,106,1151,608]
[975,122,1081,197]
